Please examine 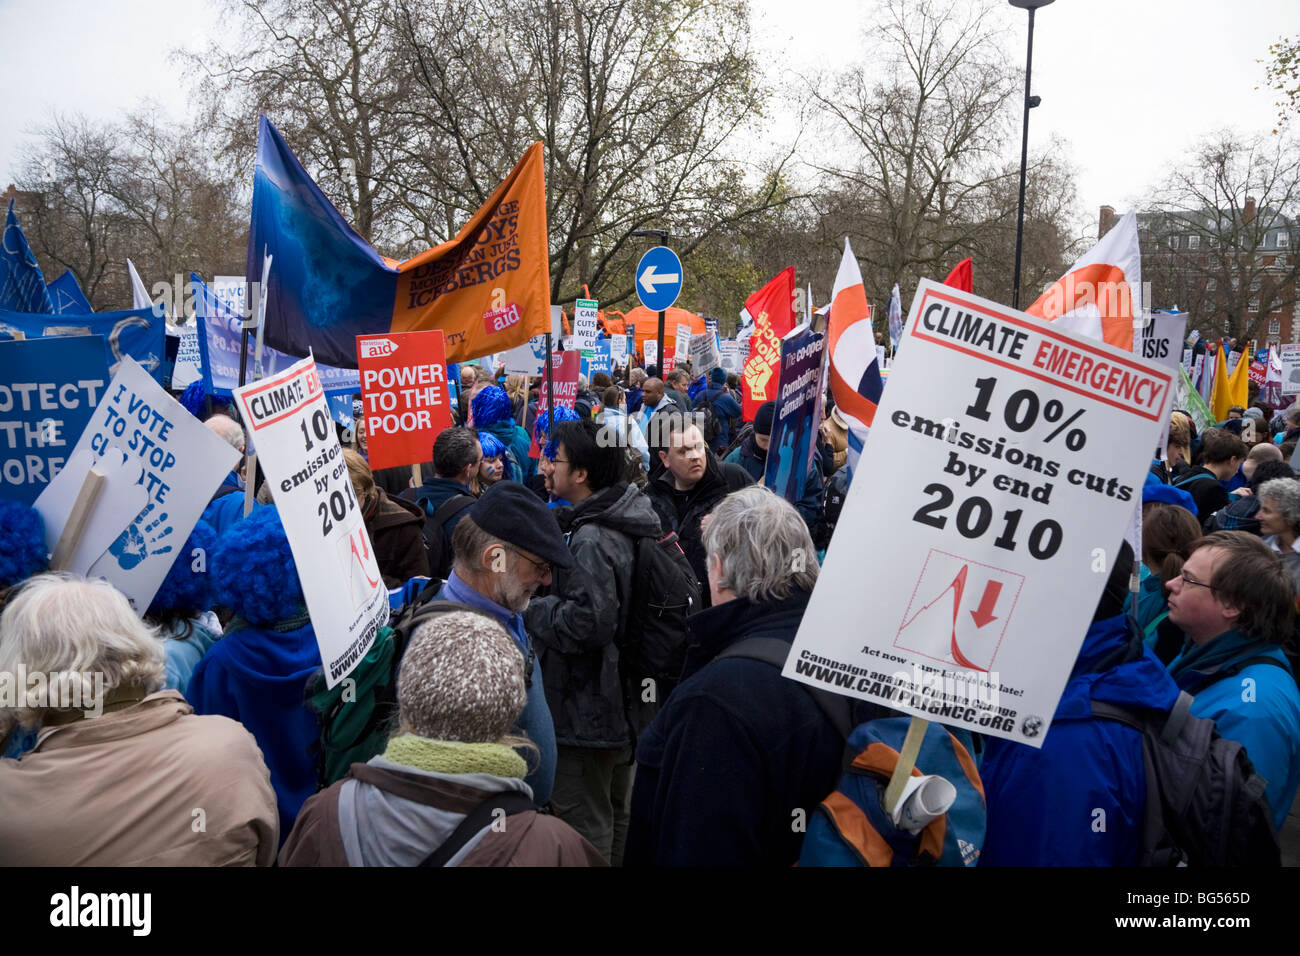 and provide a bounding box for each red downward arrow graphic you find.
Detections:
[970,580,1003,629]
